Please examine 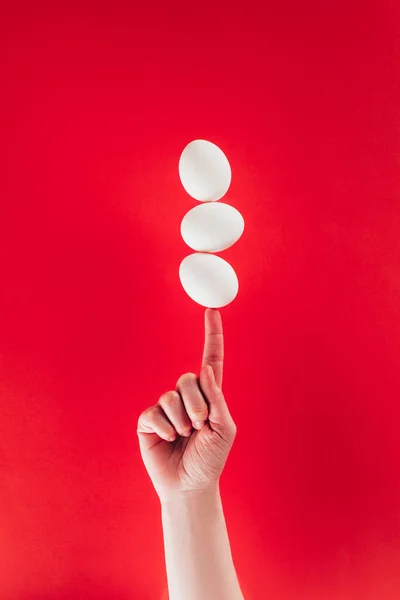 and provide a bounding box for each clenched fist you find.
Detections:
[137,308,237,503]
